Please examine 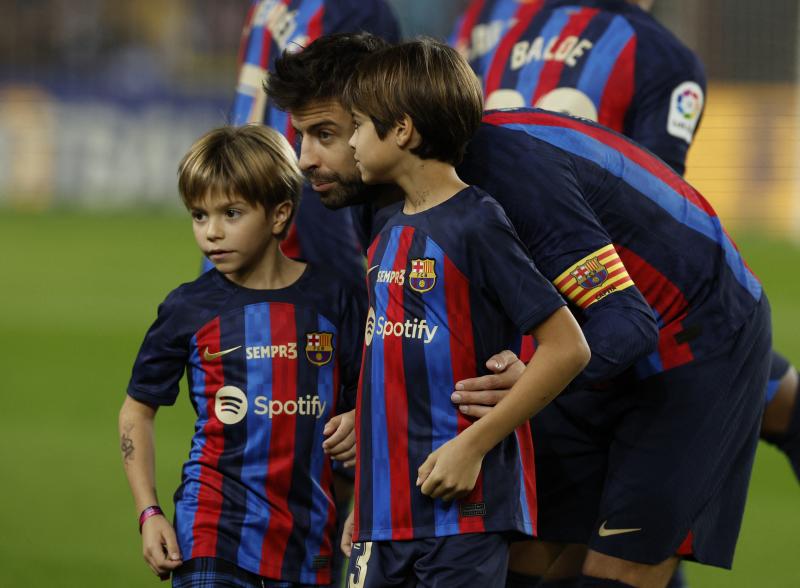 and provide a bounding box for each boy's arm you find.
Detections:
[417,306,589,500]
[118,396,183,579]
